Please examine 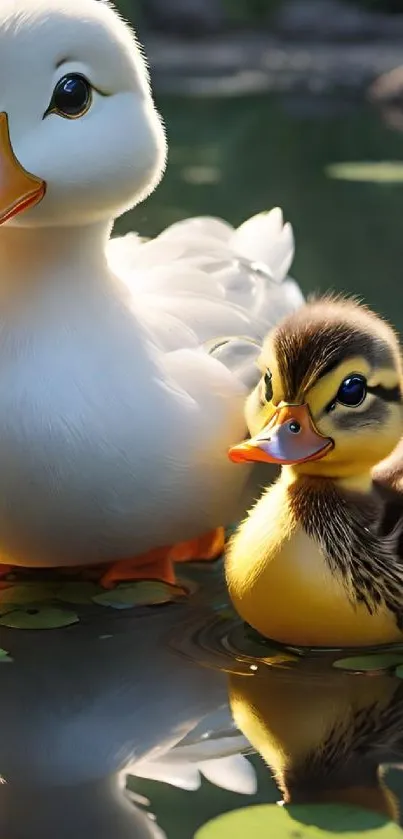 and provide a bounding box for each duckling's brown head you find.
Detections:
[229,296,403,479]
